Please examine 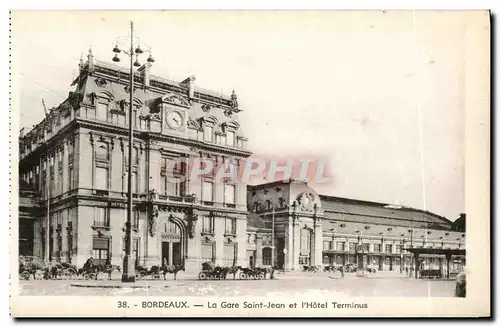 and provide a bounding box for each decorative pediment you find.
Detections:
[161,93,190,108]
[199,115,218,126]
[222,120,241,131]
[297,192,315,211]
[187,118,201,130]
[96,90,115,101]
[118,97,143,110]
